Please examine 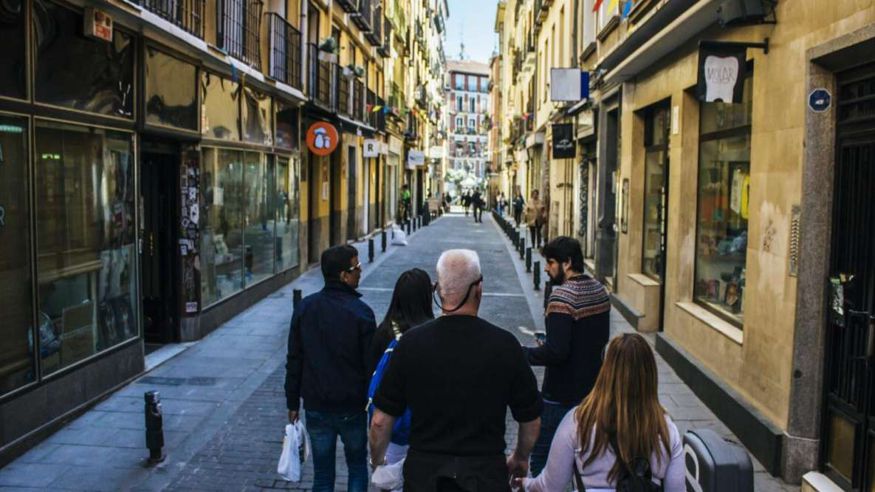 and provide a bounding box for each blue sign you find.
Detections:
[581,71,590,100]
[809,89,831,113]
